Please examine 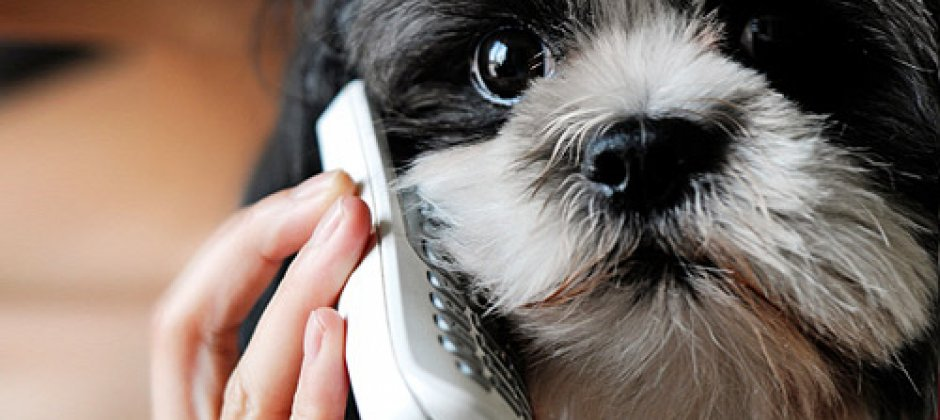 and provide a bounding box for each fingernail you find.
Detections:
[304,310,325,360]
[292,171,342,200]
[311,196,346,245]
